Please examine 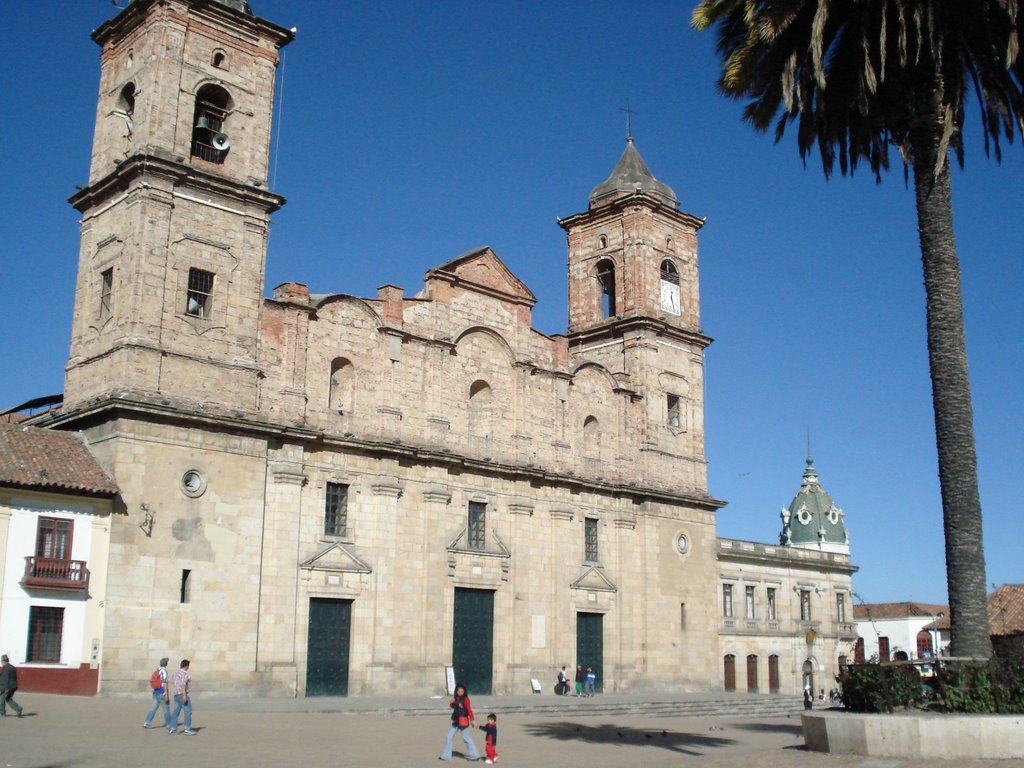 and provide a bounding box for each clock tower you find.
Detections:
[560,138,711,467]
